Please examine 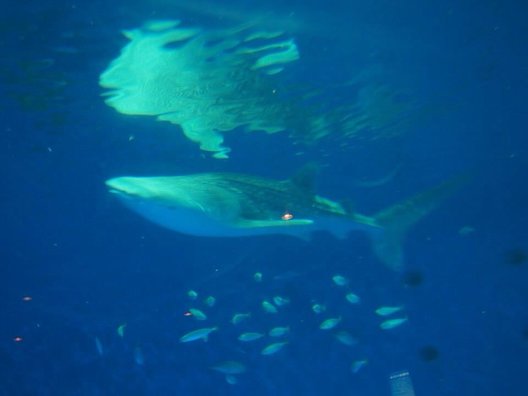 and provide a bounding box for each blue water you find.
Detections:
[2,0,527,395]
